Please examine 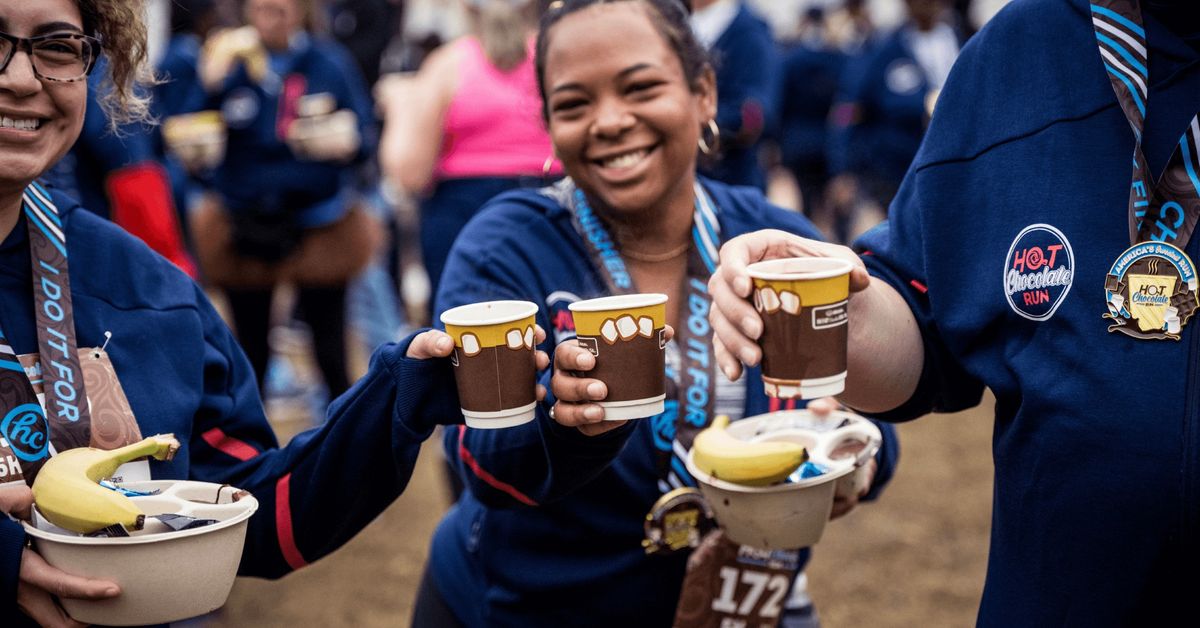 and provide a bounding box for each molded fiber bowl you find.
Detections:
[685,446,853,550]
[23,480,258,626]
